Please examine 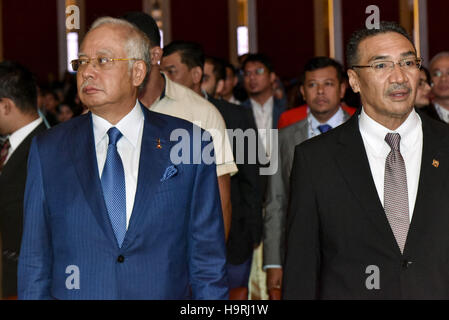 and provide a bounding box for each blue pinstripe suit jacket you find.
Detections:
[18,104,228,300]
